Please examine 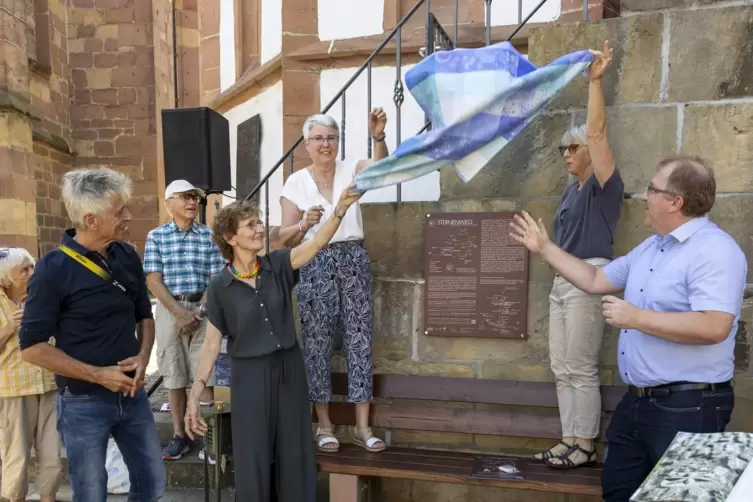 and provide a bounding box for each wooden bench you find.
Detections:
[315,373,625,501]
